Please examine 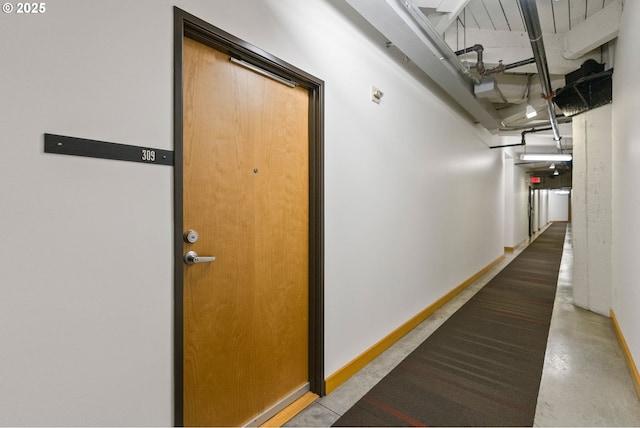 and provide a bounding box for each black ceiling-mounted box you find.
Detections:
[564,59,605,85]
[554,60,612,117]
